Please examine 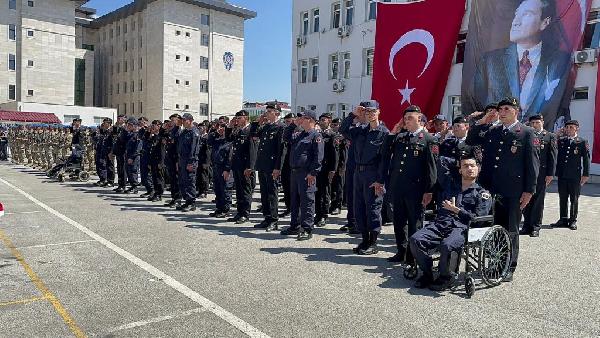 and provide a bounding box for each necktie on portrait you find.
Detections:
[519,50,532,88]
